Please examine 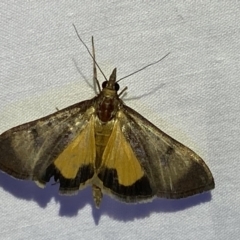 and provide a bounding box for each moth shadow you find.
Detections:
[0,172,94,211]
[0,172,55,207]
[0,172,212,223]
[92,192,212,223]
